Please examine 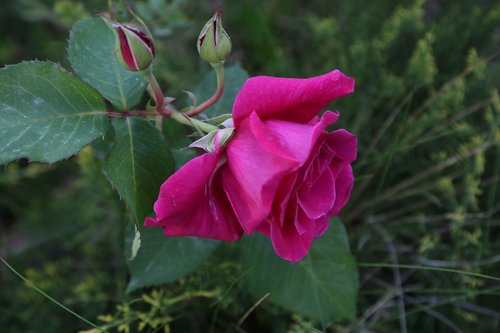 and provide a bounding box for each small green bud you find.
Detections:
[101,14,155,72]
[197,10,232,65]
